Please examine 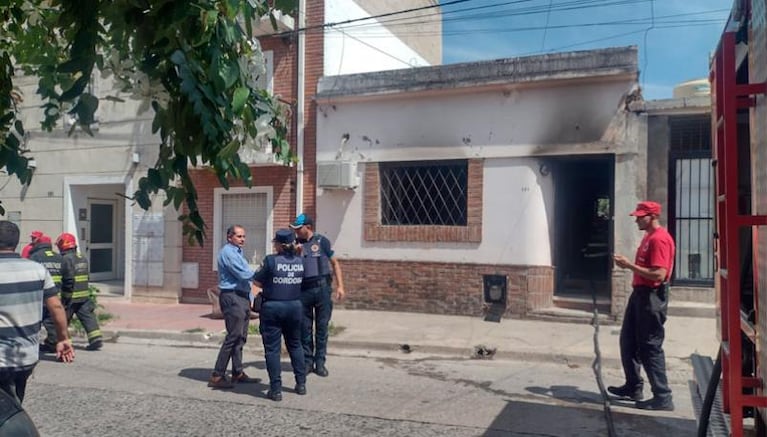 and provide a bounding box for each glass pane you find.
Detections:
[90,249,112,273]
[90,204,113,244]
